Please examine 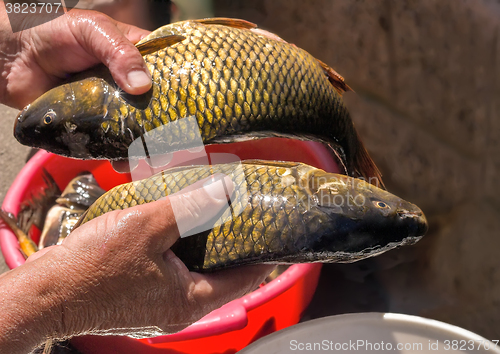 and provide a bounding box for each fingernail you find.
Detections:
[203,175,229,201]
[127,70,151,89]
